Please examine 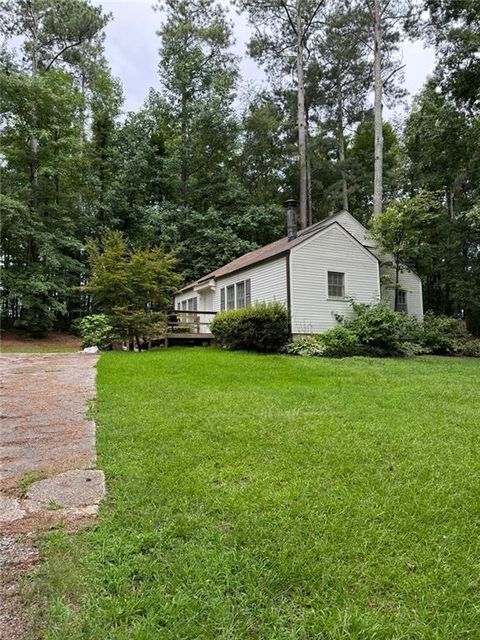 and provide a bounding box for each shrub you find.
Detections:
[283,336,325,357]
[455,341,480,358]
[420,312,469,353]
[210,302,289,353]
[343,301,408,355]
[320,326,359,357]
[76,314,117,350]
